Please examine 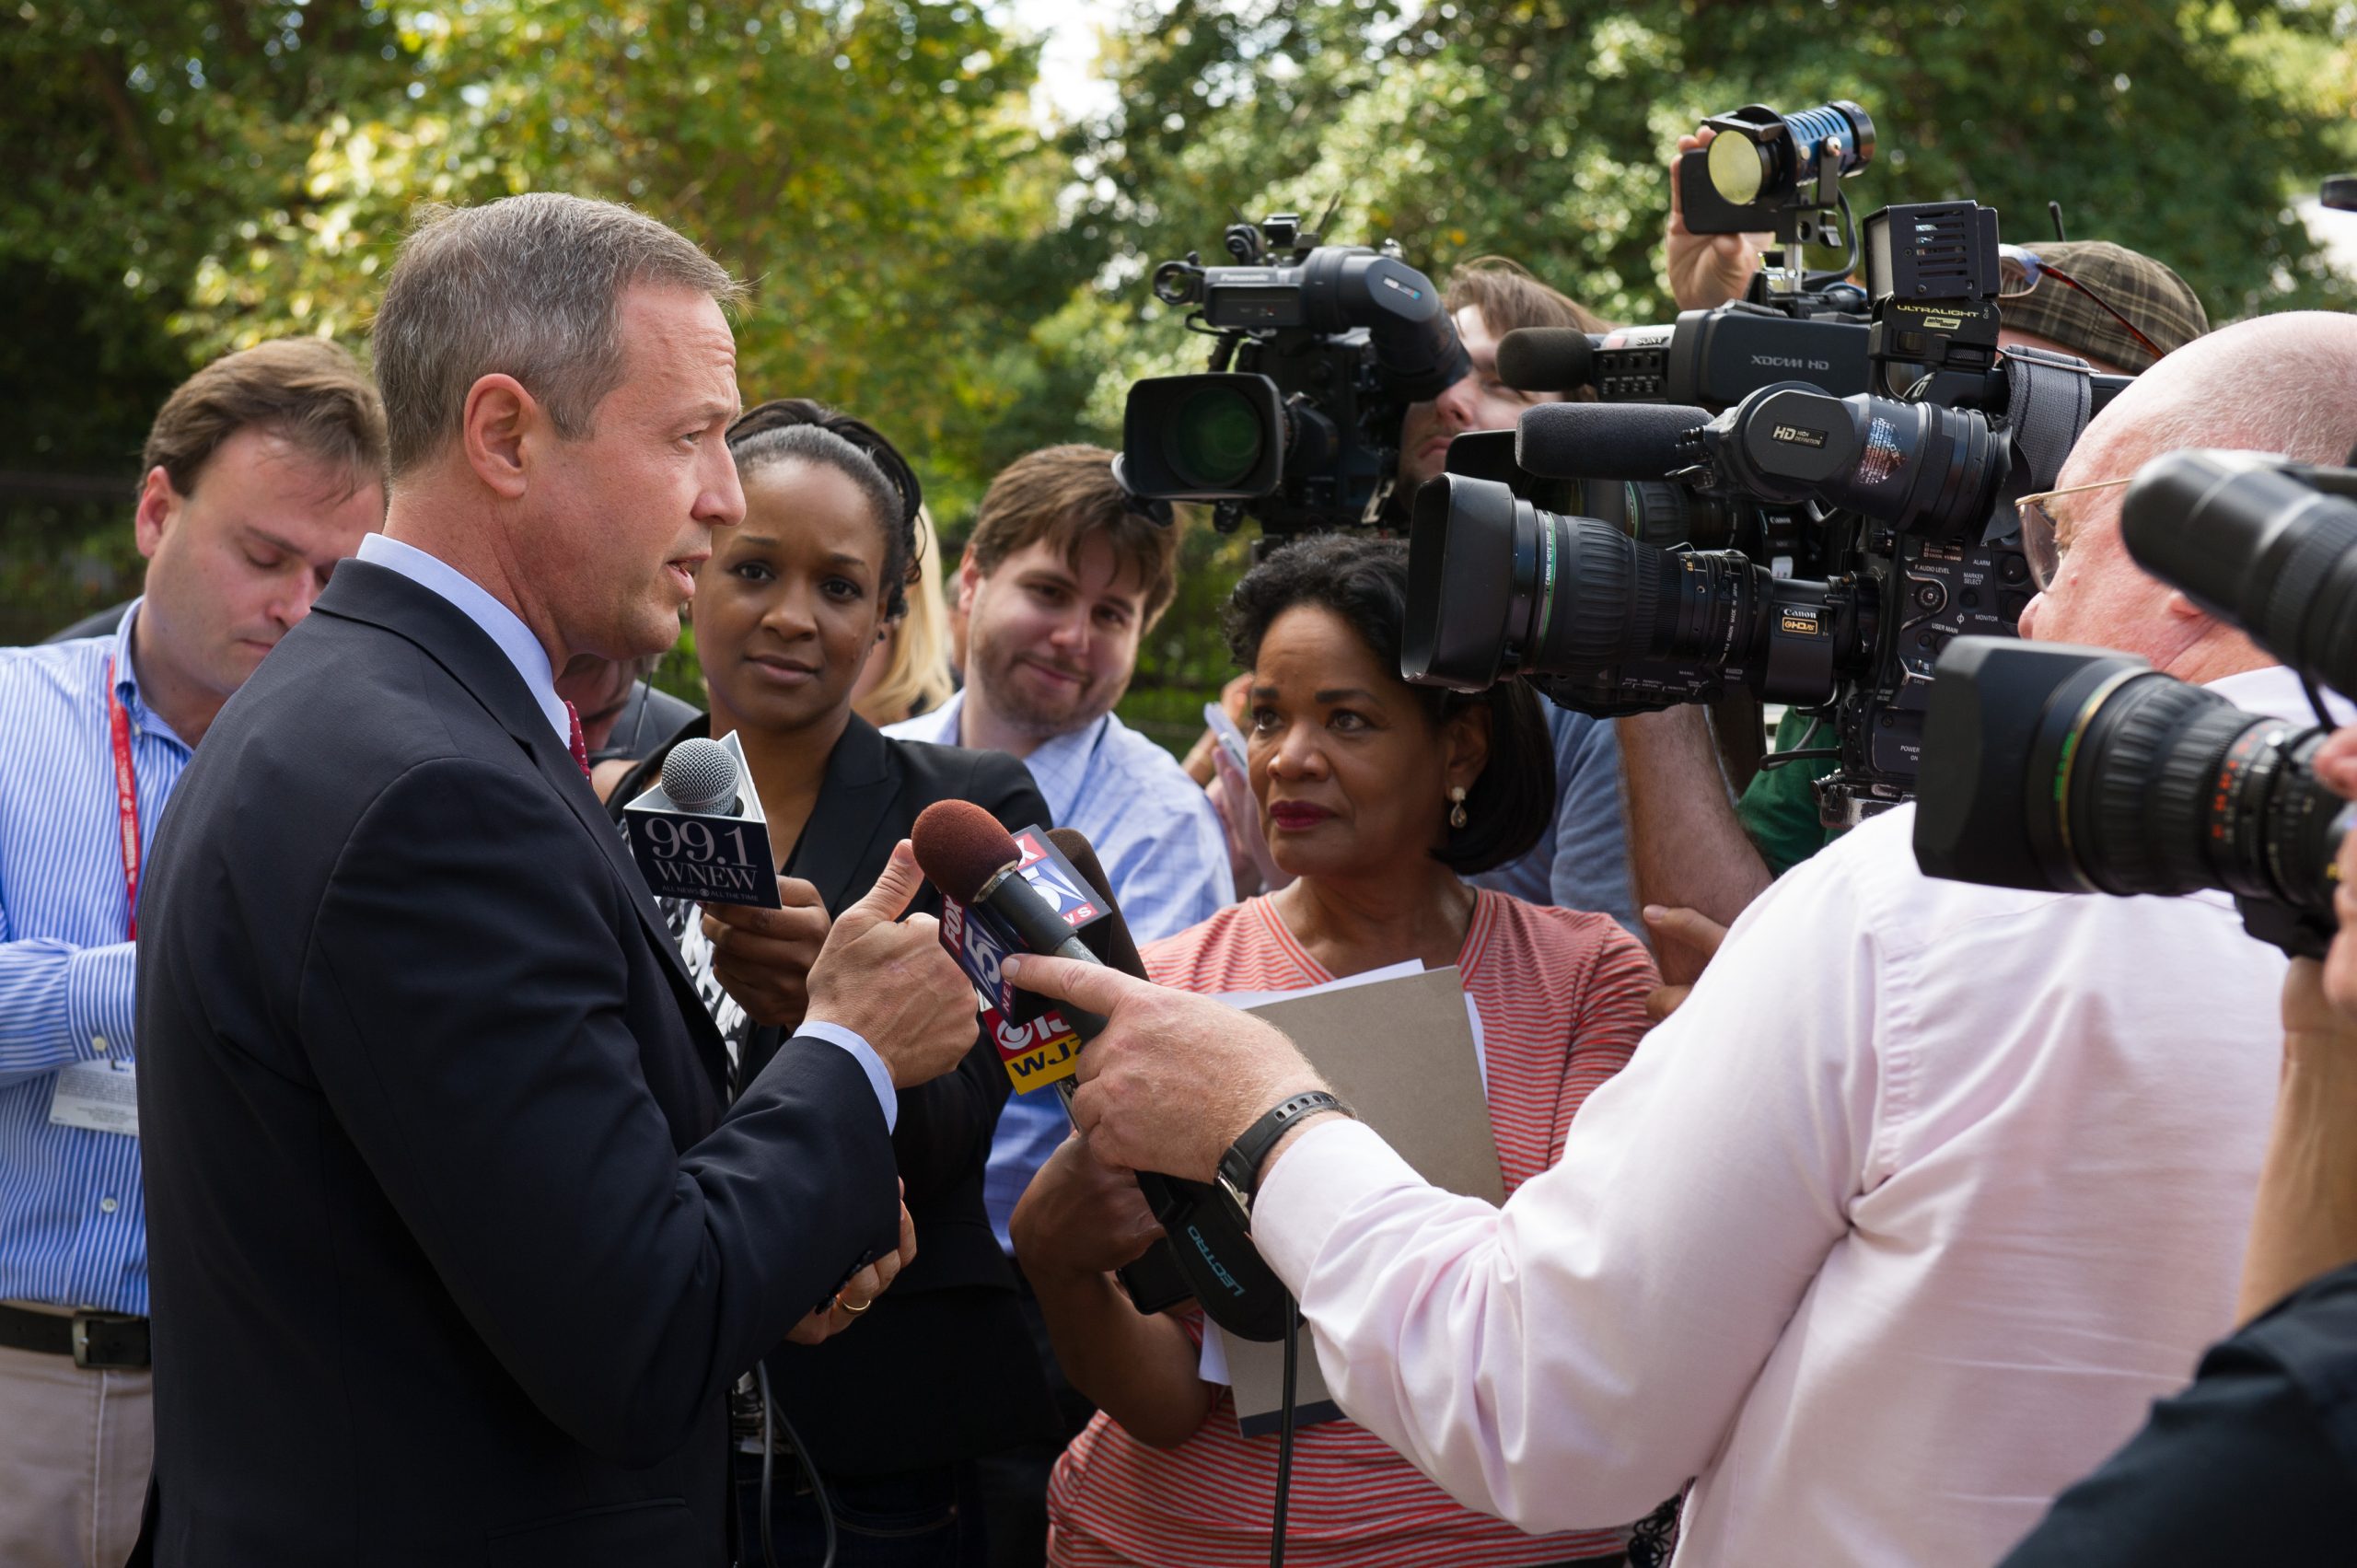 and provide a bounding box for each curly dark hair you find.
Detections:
[726,398,925,621]
[1221,533,1555,876]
